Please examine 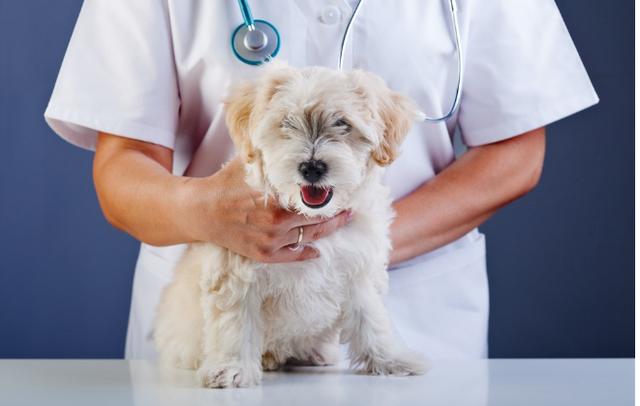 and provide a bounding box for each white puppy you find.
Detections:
[154,64,427,388]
